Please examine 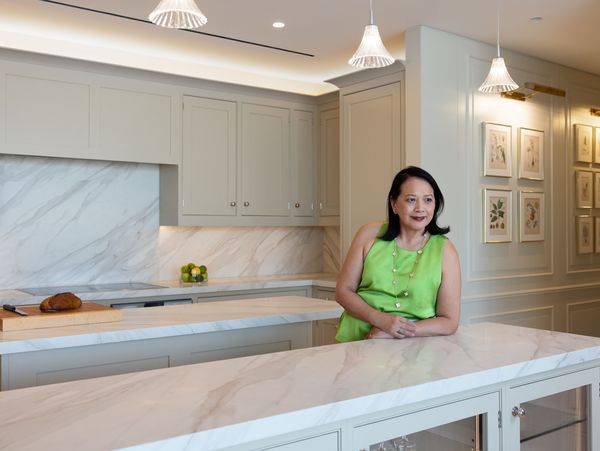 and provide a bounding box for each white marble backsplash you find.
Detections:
[159,226,323,279]
[0,155,159,289]
[0,155,337,290]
